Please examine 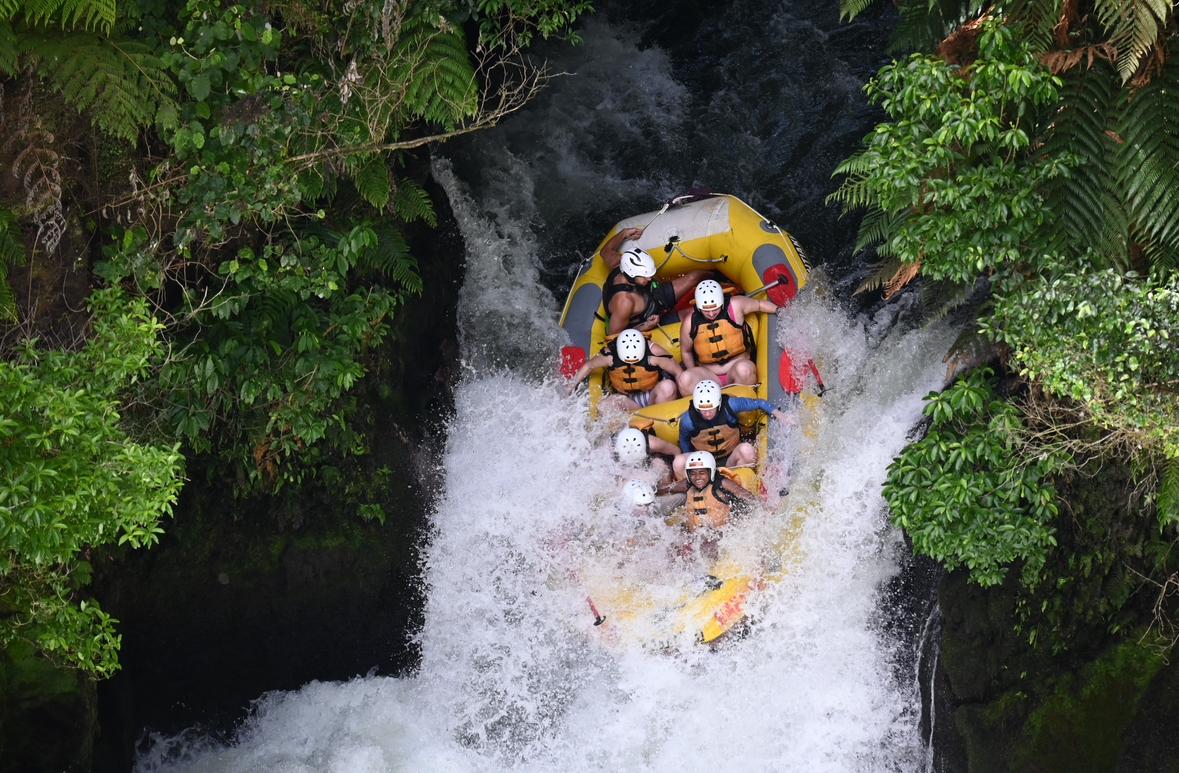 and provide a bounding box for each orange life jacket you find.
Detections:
[676,480,737,532]
[690,297,753,365]
[605,349,661,394]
